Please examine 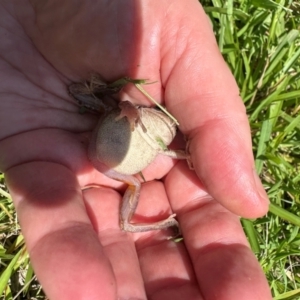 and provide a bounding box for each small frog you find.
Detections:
[69,75,188,234]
